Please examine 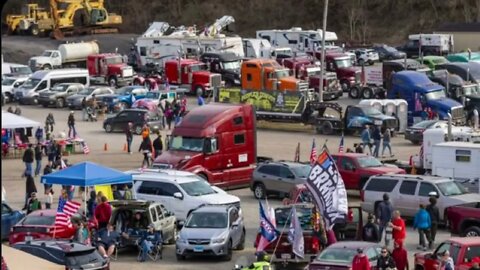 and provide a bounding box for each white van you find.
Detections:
[2,62,32,77]
[14,68,89,105]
